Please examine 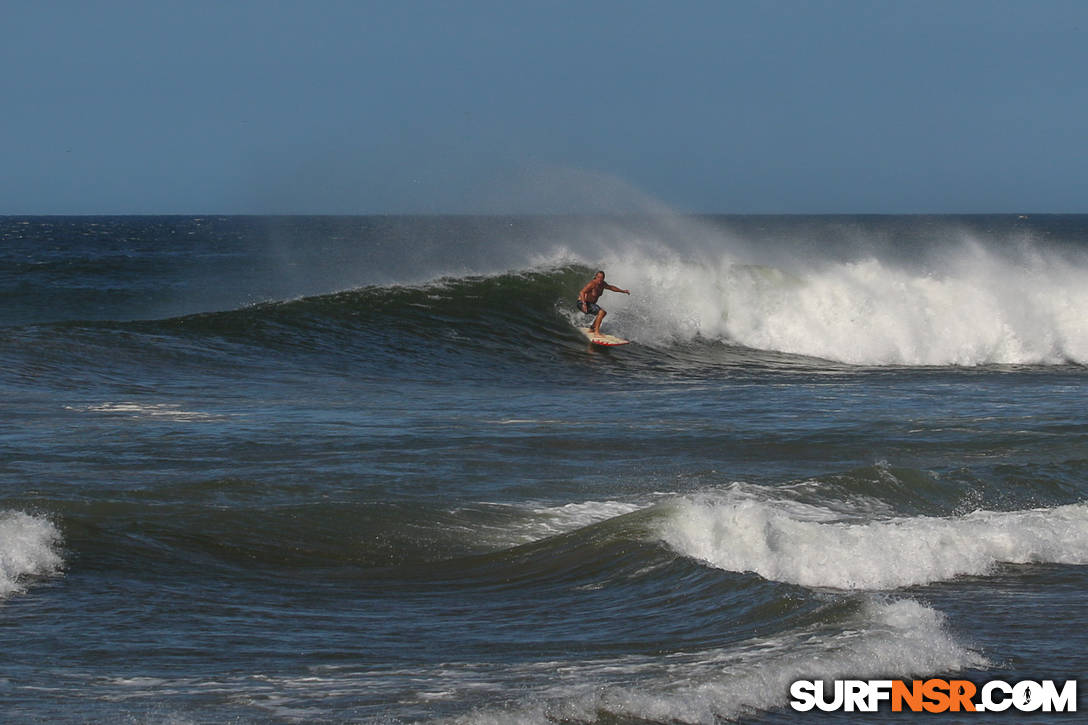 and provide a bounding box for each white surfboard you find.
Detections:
[579,327,630,346]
